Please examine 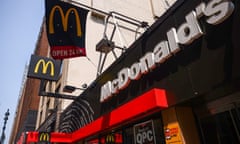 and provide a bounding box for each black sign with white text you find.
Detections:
[134,120,156,144]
